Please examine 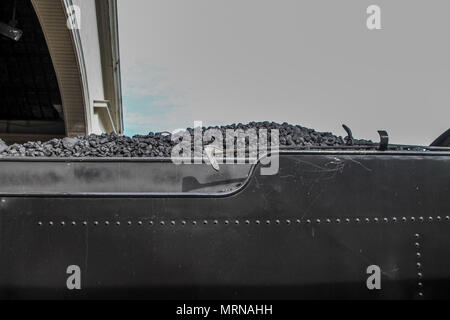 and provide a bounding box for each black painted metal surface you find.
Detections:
[0,151,449,299]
